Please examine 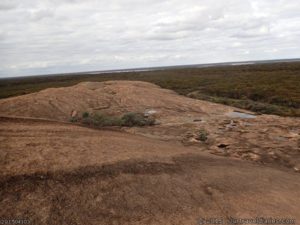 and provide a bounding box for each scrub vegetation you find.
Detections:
[71,112,156,127]
[1,62,299,116]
